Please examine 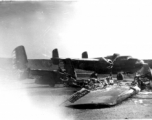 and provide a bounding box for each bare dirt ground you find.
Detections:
[0,73,152,120]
